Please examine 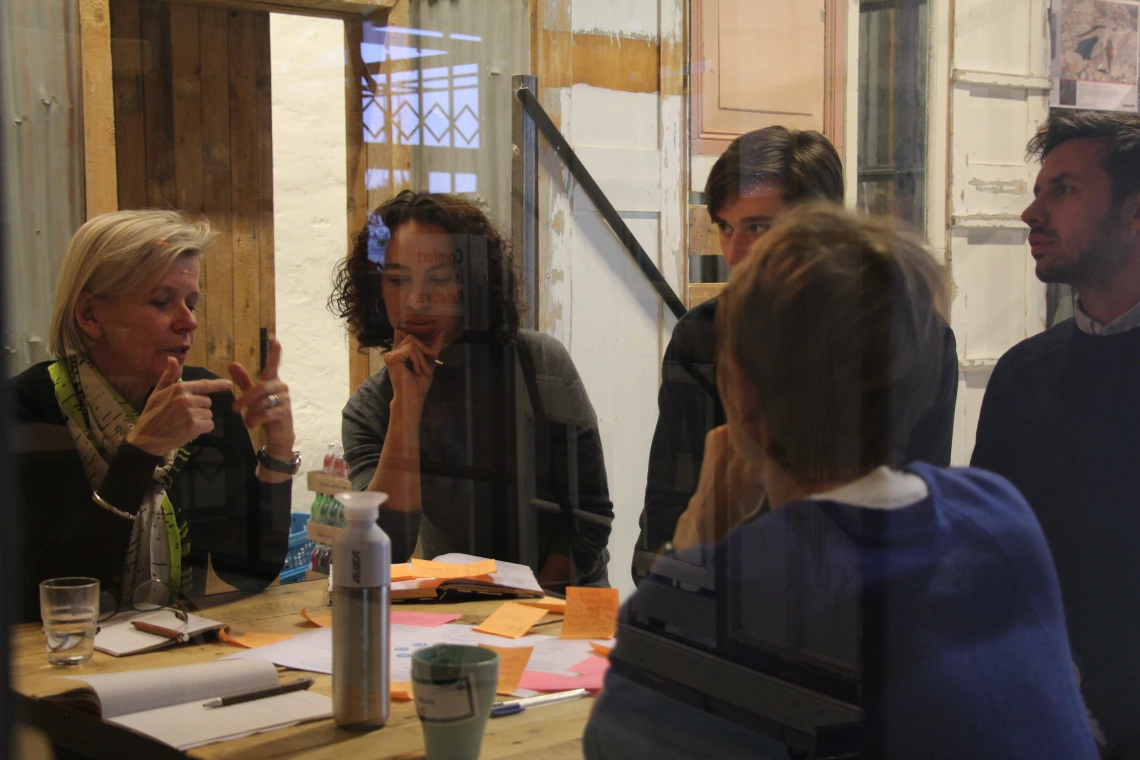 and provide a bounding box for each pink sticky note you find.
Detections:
[390,611,462,628]
[517,669,606,692]
[569,656,610,677]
